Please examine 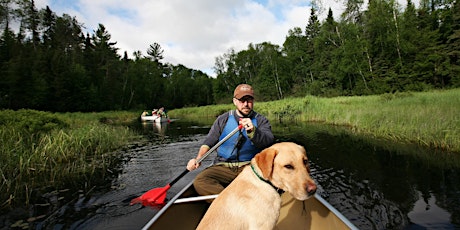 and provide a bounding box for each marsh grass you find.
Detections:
[1,89,458,212]
[169,89,460,153]
[0,110,138,211]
